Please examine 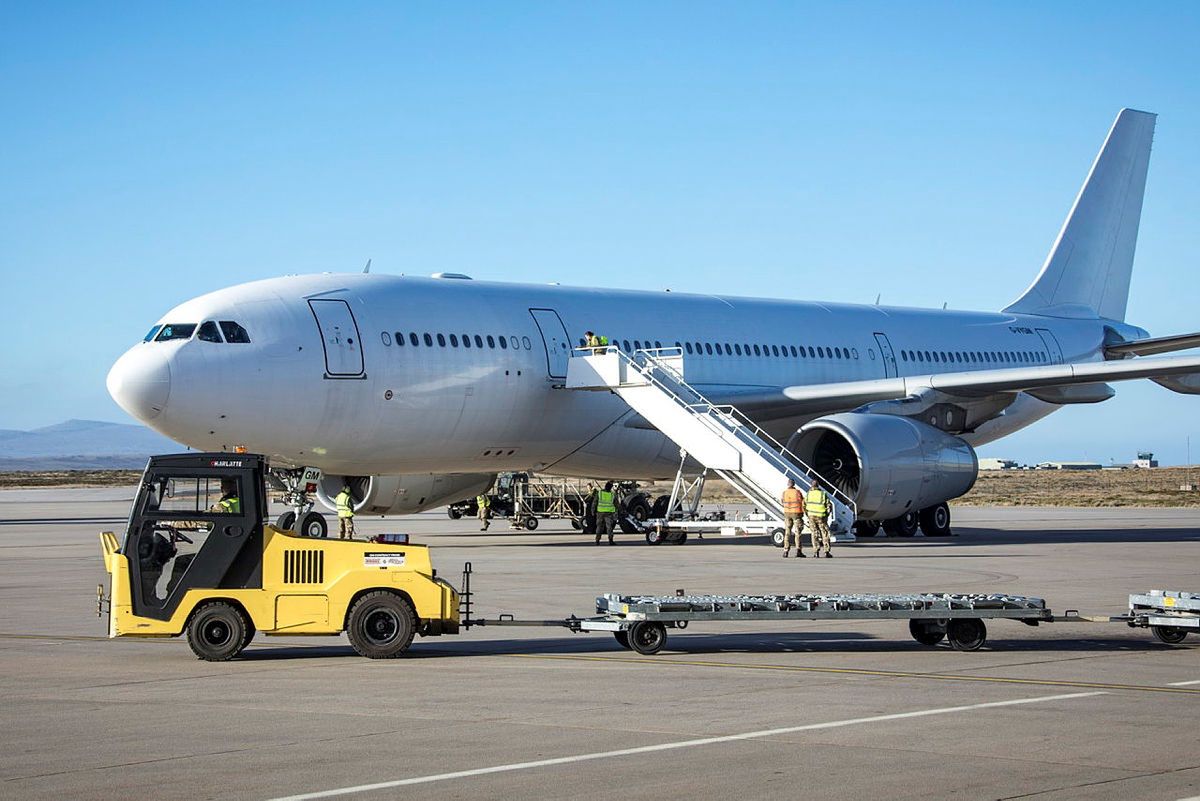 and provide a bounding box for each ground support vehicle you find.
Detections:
[1114,590,1198,643]
[446,472,653,533]
[98,453,459,661]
